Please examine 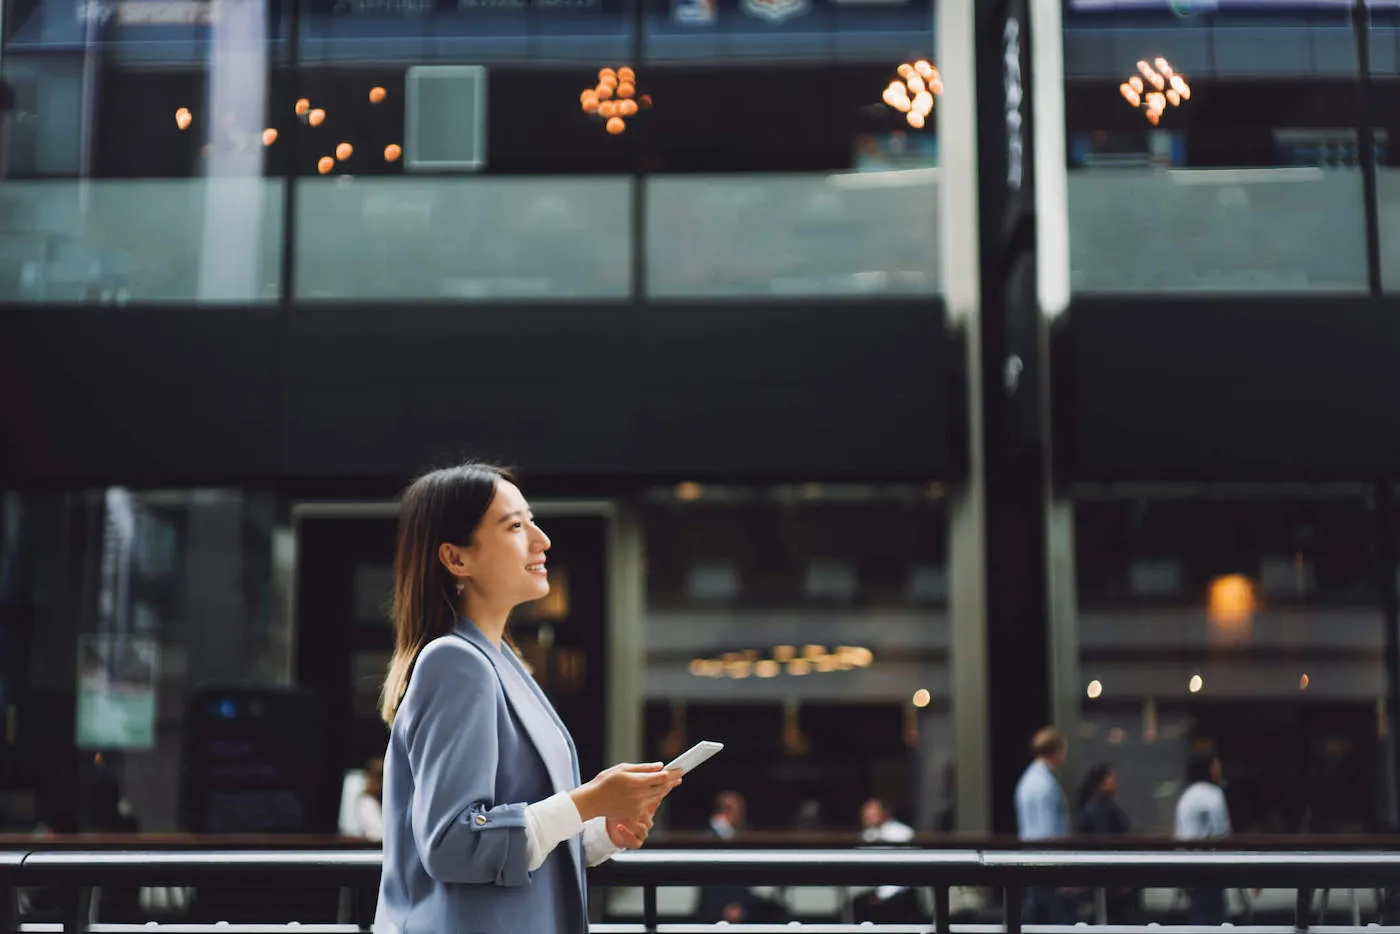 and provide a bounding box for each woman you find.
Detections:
[1076,763,1136,922]
[1076,763,1129,836]
[375,463,683,934]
